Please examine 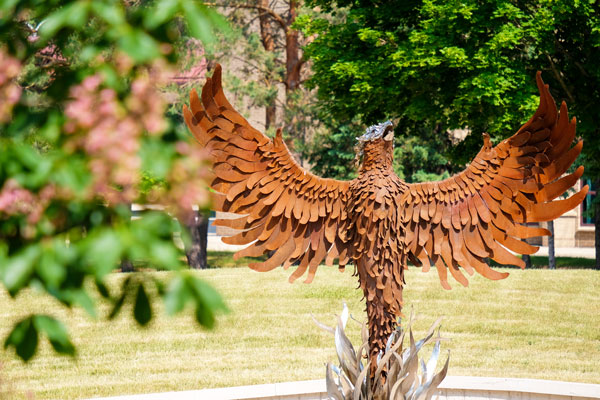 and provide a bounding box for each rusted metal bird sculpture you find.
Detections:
[184,65,587,377]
